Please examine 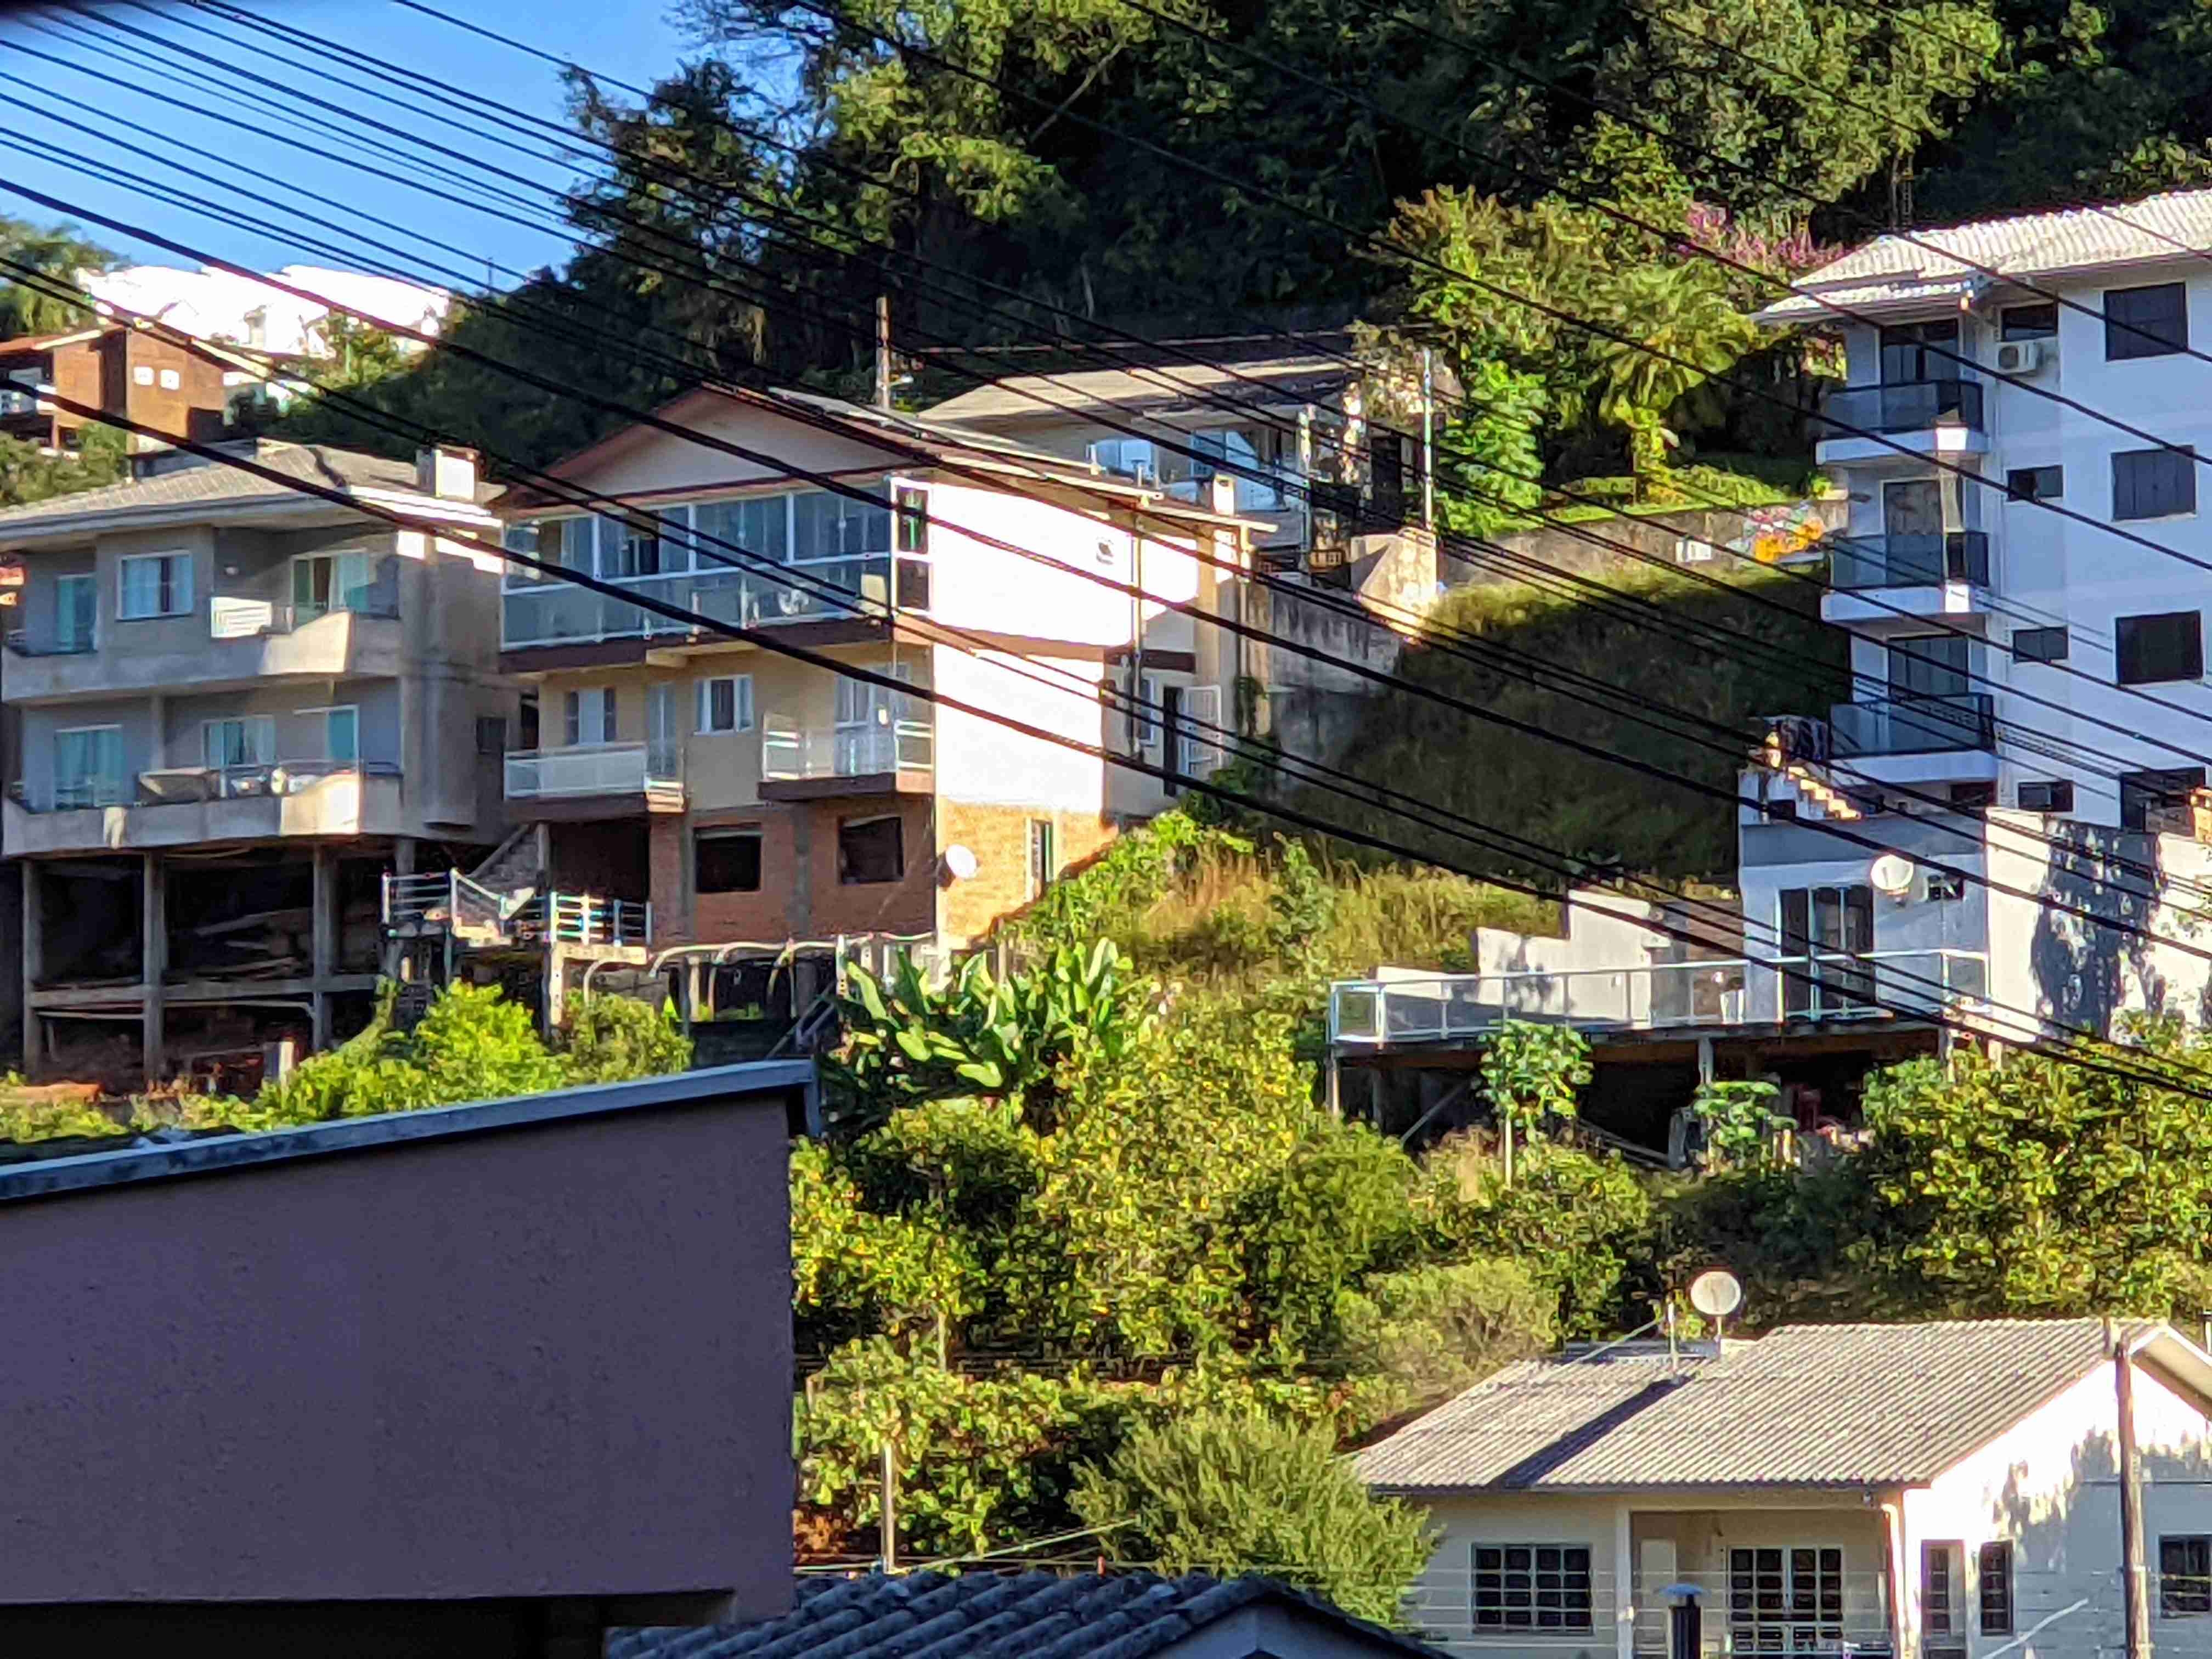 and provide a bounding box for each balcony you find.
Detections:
[758,713,933,802]
[1824,532,1993,626]
[1830,692,1993,757]
[504,741,685,815]
[1813,380,1986,465]
[500,557,904,652]
[4,761,405,855]
[2,598,404,704]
